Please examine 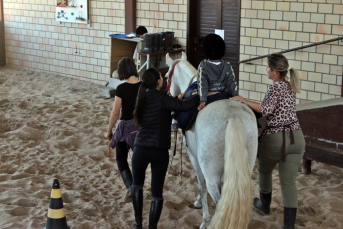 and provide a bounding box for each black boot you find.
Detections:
[120,169,133,202]
[253,191,271,214]
[153,33,162,53]
[132,187,143,229]
[281,207,297,229]
[164,32,174,51]
[141,33,154,54]
[161,32,167,51]
[148,199,164,229]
